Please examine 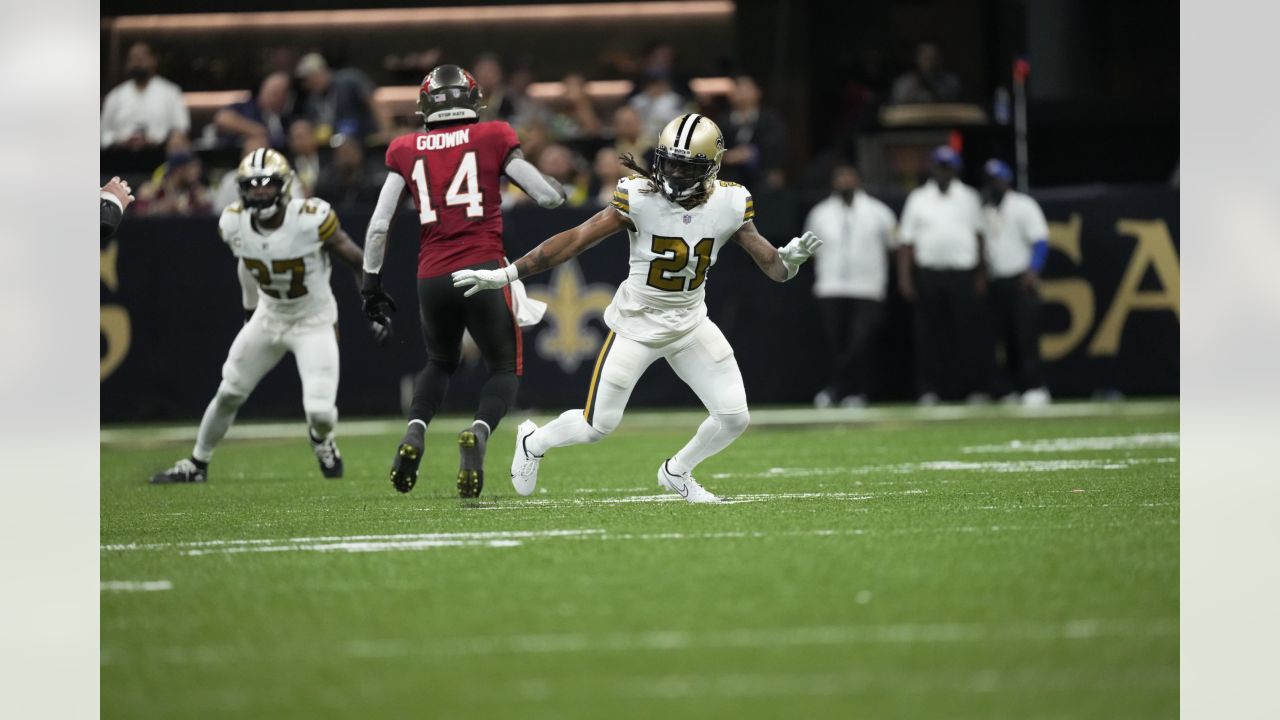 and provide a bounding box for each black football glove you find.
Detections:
[360,272,397,322]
